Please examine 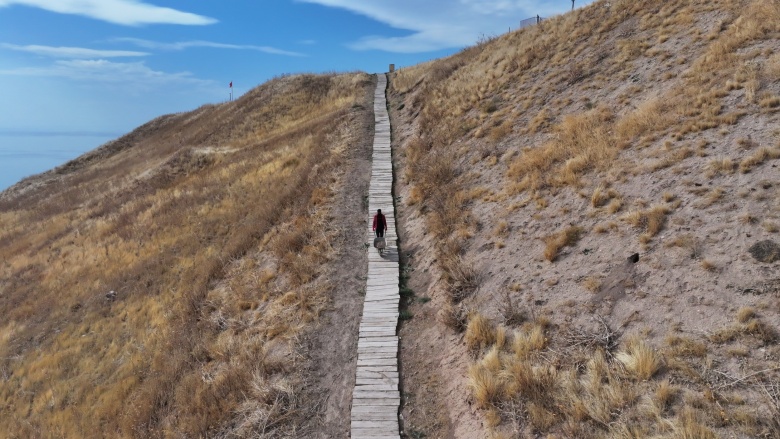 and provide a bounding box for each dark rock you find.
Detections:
[748,240,780,263]
[105,290,117,301]
[628,253,640,263]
